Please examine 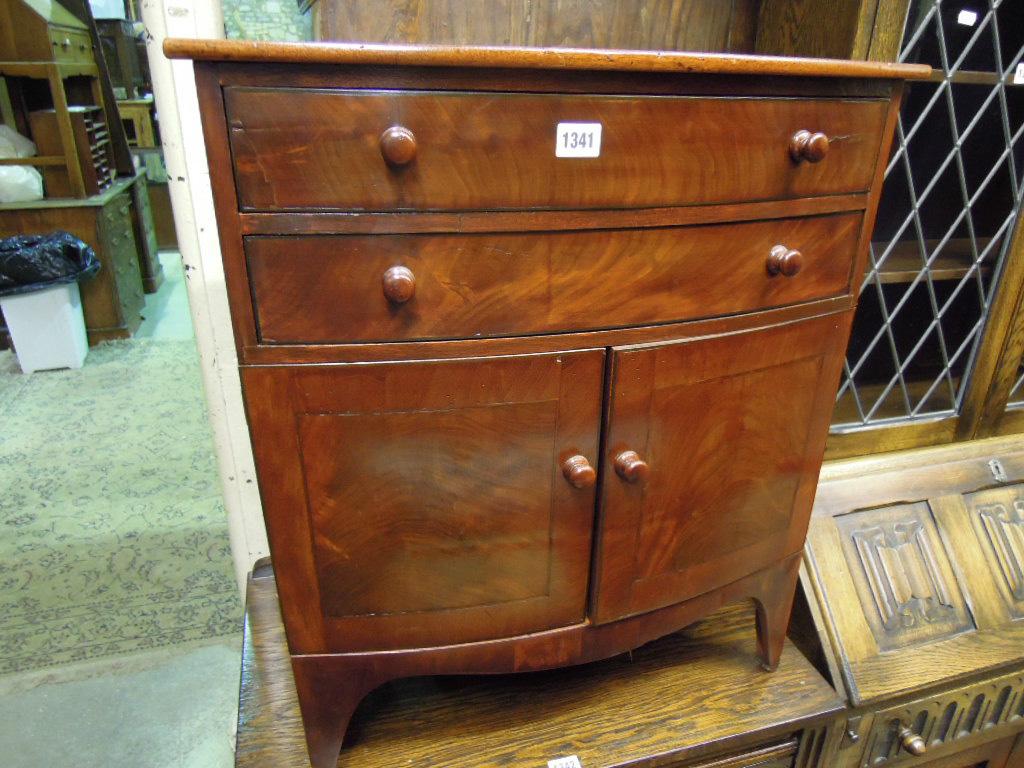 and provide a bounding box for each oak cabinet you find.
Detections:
[797,438,1024,768]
